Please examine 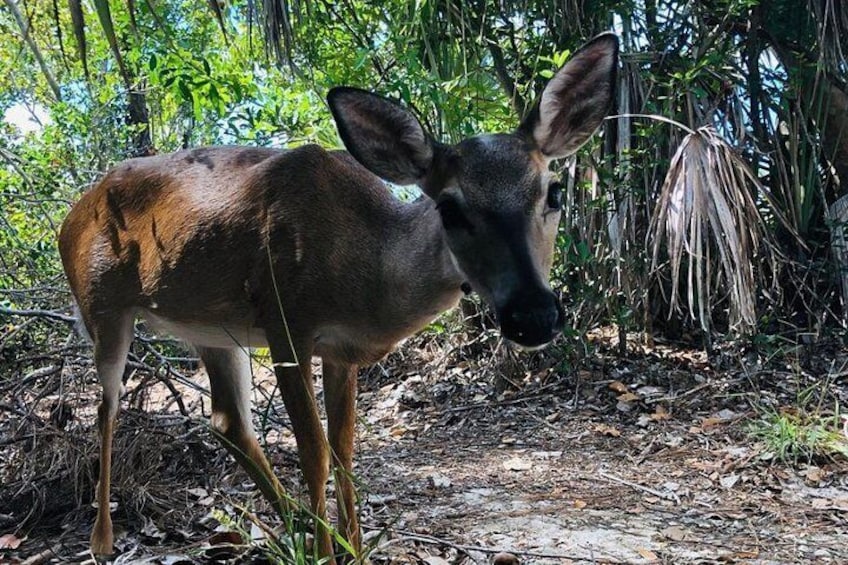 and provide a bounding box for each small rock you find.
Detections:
[427,473,452,489]
[661,525,687,541]
[492,551,520,565]
[502,457,532,471]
